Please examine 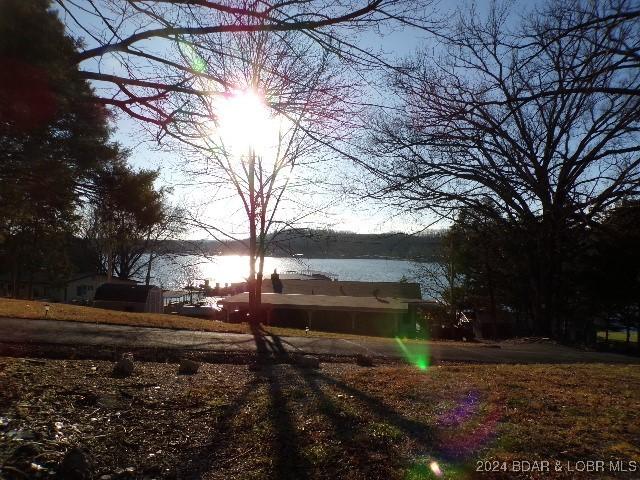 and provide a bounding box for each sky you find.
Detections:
[54,0,533,238]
